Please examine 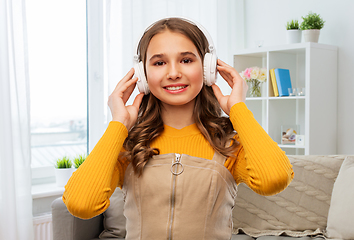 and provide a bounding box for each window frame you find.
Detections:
[87,0,107,153]
[31,0,106,183]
